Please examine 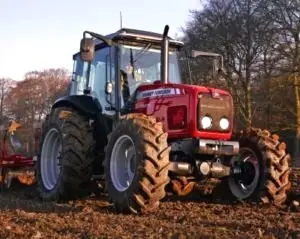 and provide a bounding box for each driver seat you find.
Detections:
[121,70,130,104]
